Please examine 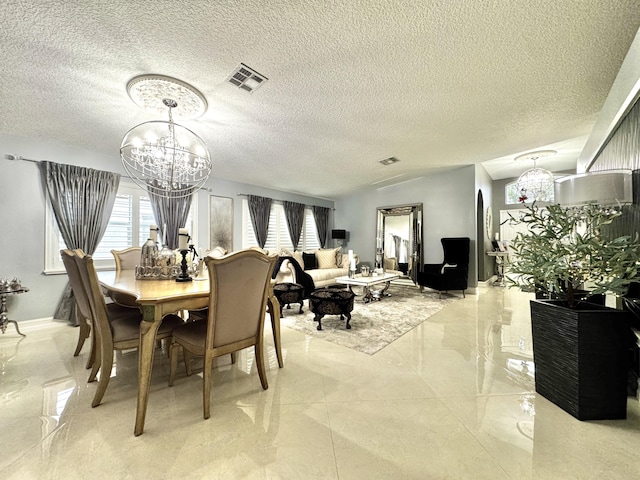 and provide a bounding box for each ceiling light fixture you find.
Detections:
[120,76,211,198]
[379,156,399,166]
[514,150,556,203]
